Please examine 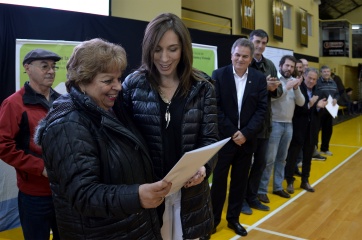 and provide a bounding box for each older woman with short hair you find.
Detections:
[35,38,171,239]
